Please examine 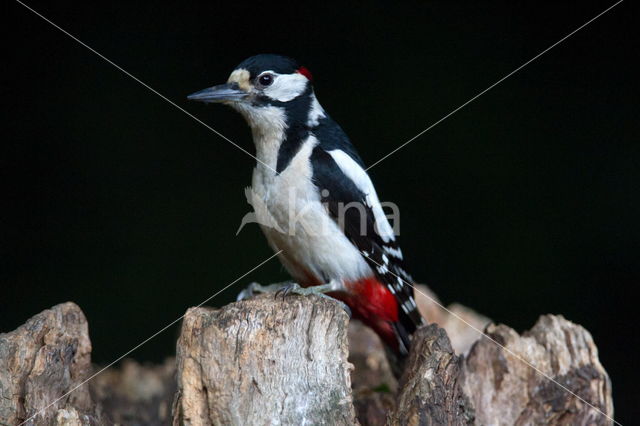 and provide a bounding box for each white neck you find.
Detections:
[233,104,288,173]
